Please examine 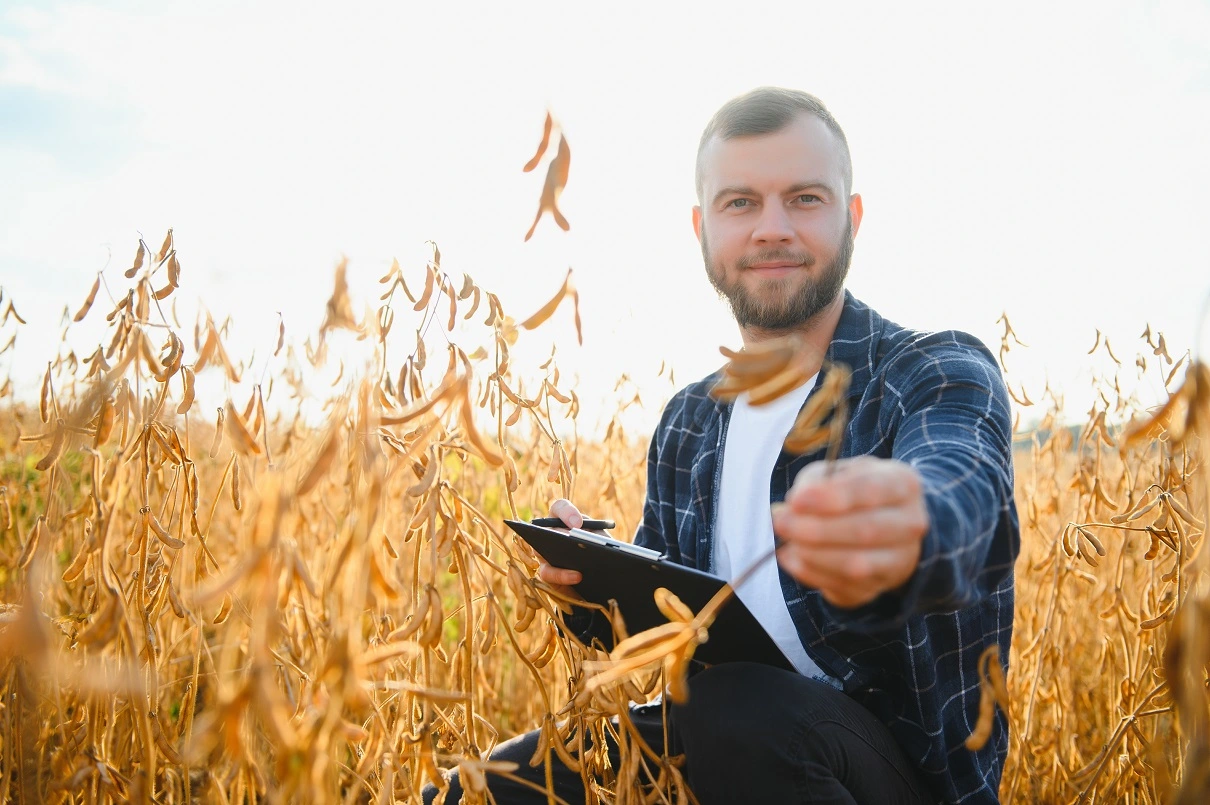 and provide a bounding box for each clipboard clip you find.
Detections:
[567,527,665,562]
